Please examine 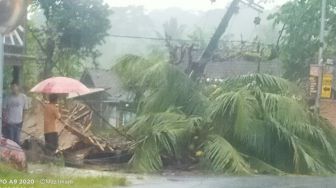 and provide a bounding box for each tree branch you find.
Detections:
[276,24,286,50]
